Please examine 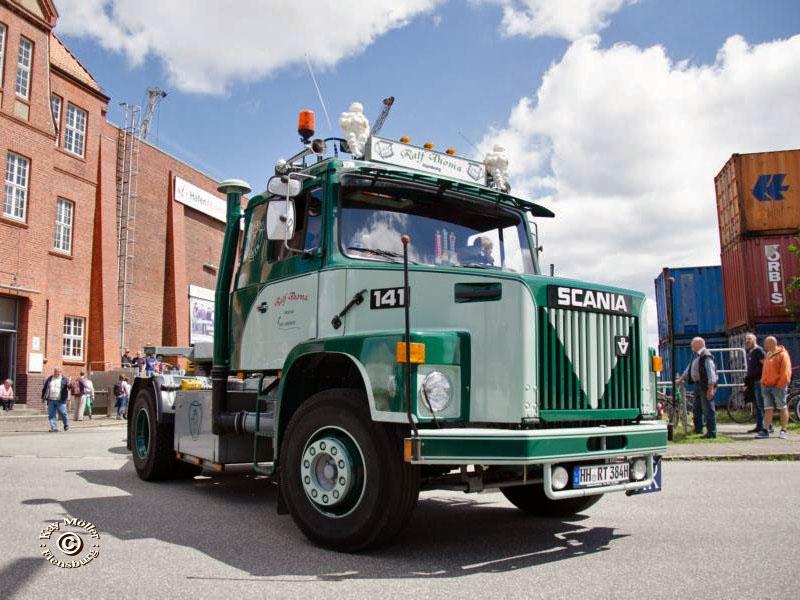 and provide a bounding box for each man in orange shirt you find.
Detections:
[757,336,792,440]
